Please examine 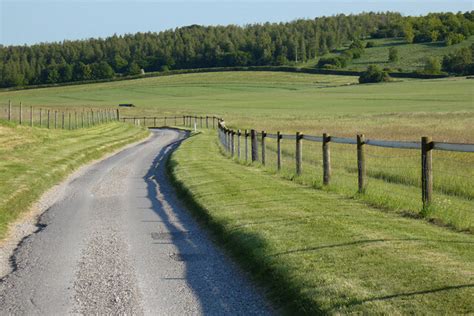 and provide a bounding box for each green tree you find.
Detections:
[388,47,399,62]
[359,65,390,84]
[404,23,415,43]
[126,62,142,75]
[423,57,442,74]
